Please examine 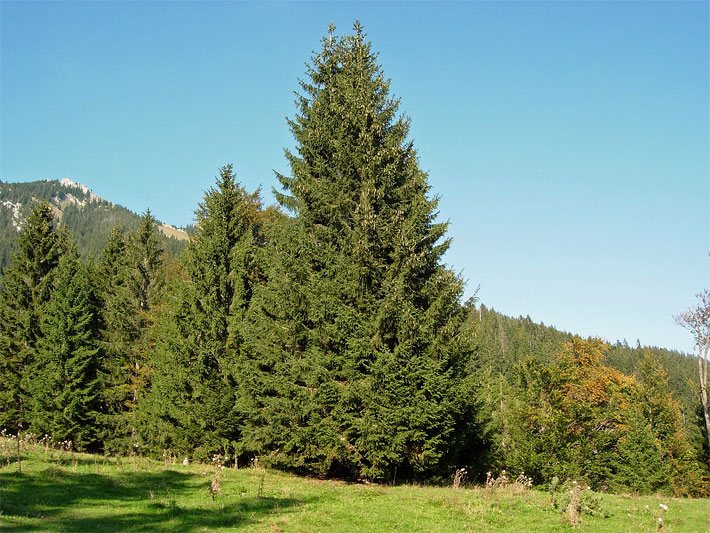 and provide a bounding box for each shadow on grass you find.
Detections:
[0,466,310,531]
[45,455,119,467]
[0,455,31,467]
